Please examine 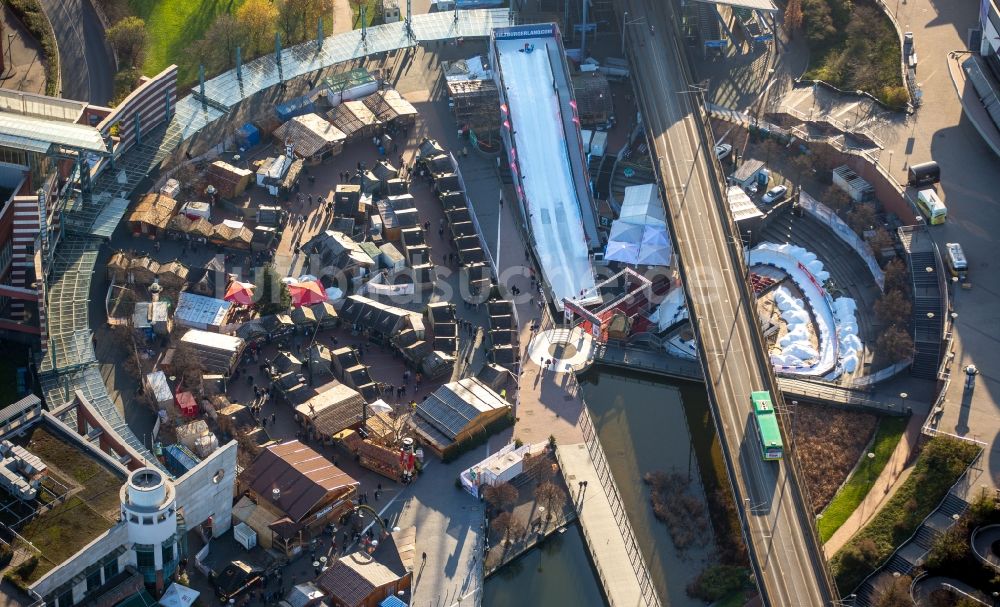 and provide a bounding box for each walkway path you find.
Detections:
[912,575,992,606]
[377,451,485,607]
[972,524,1000,571]
[555,443,649,607]
[823,412,924,556]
